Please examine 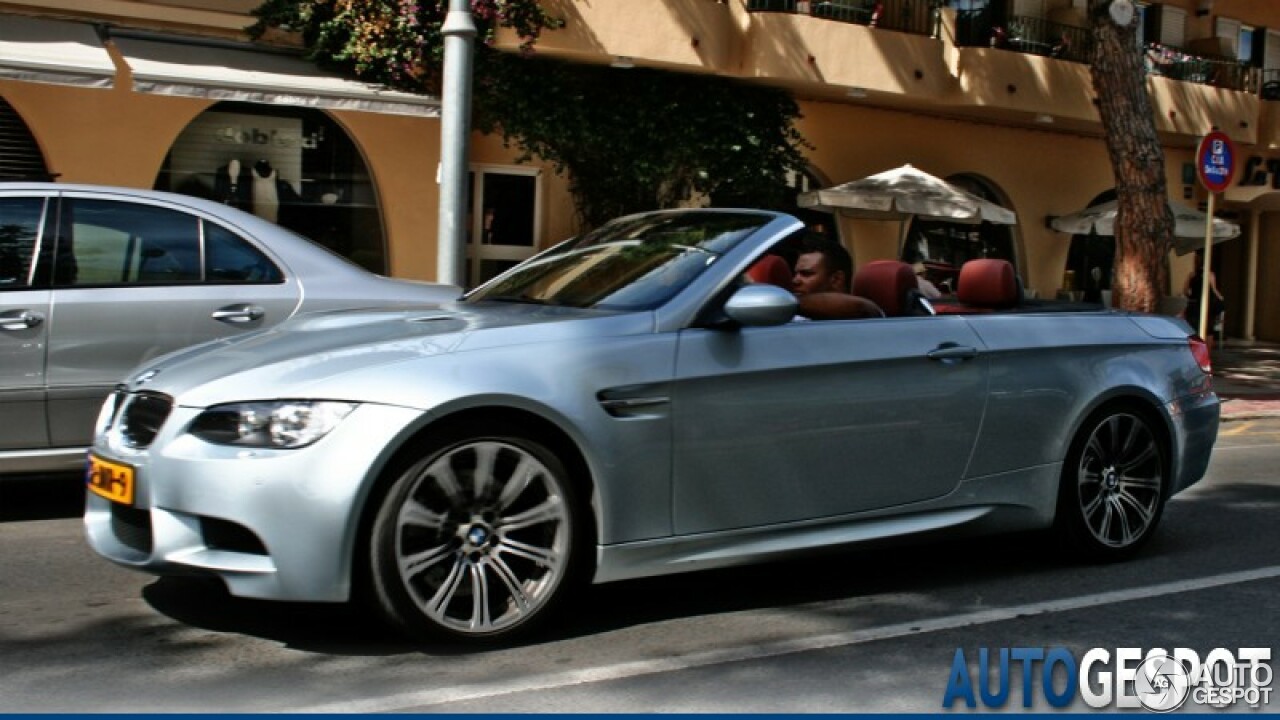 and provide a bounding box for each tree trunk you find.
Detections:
[1088,0,1174,313]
